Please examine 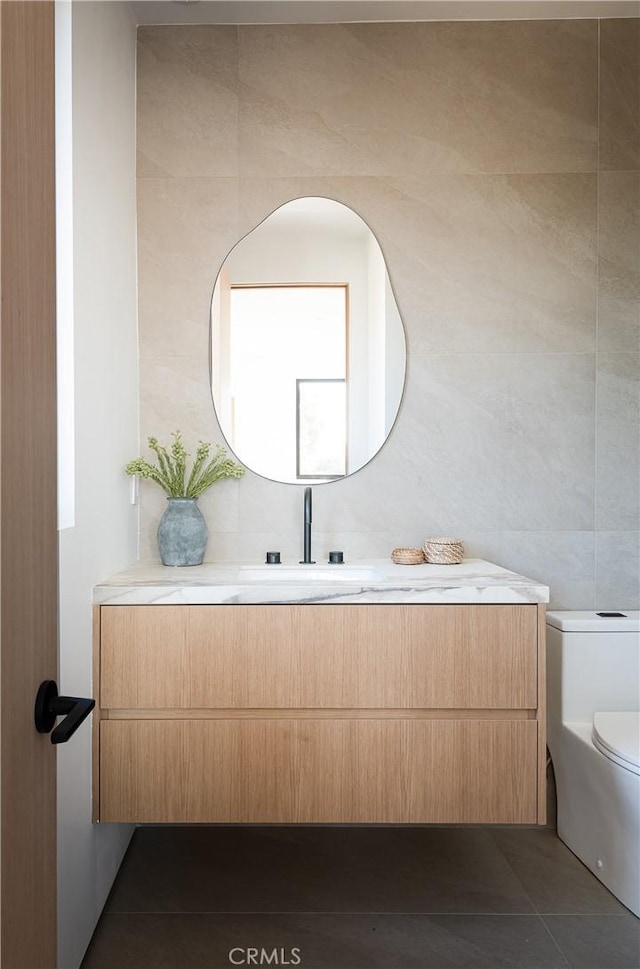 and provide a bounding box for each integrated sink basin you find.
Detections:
[239,565,385,582]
